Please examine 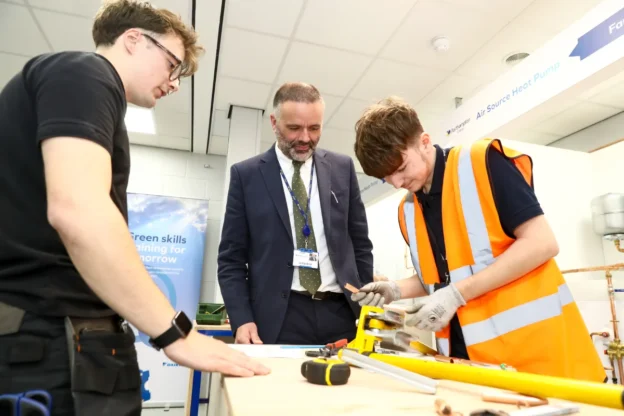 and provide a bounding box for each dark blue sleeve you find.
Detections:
[487,148,544,238]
